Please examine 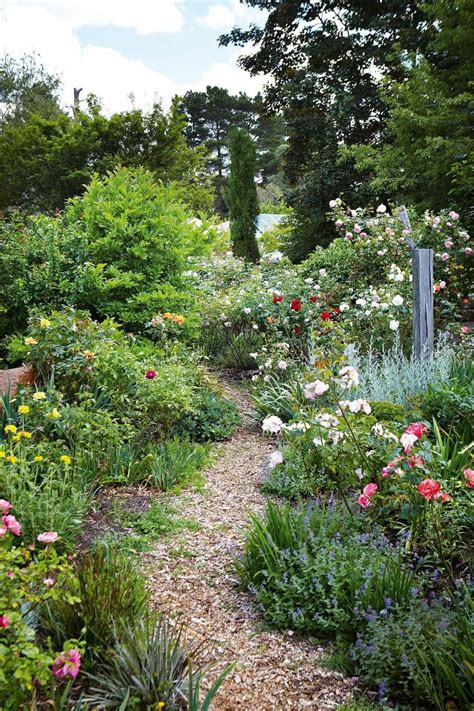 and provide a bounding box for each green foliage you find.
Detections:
[238,501,414,639]
[351,595,474,710]
[42,544,148,665]
[136,440,209,491]
[178,390,240,442]
[420,359,474,445]
[0,53,62,126]
[228,129,260,263]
